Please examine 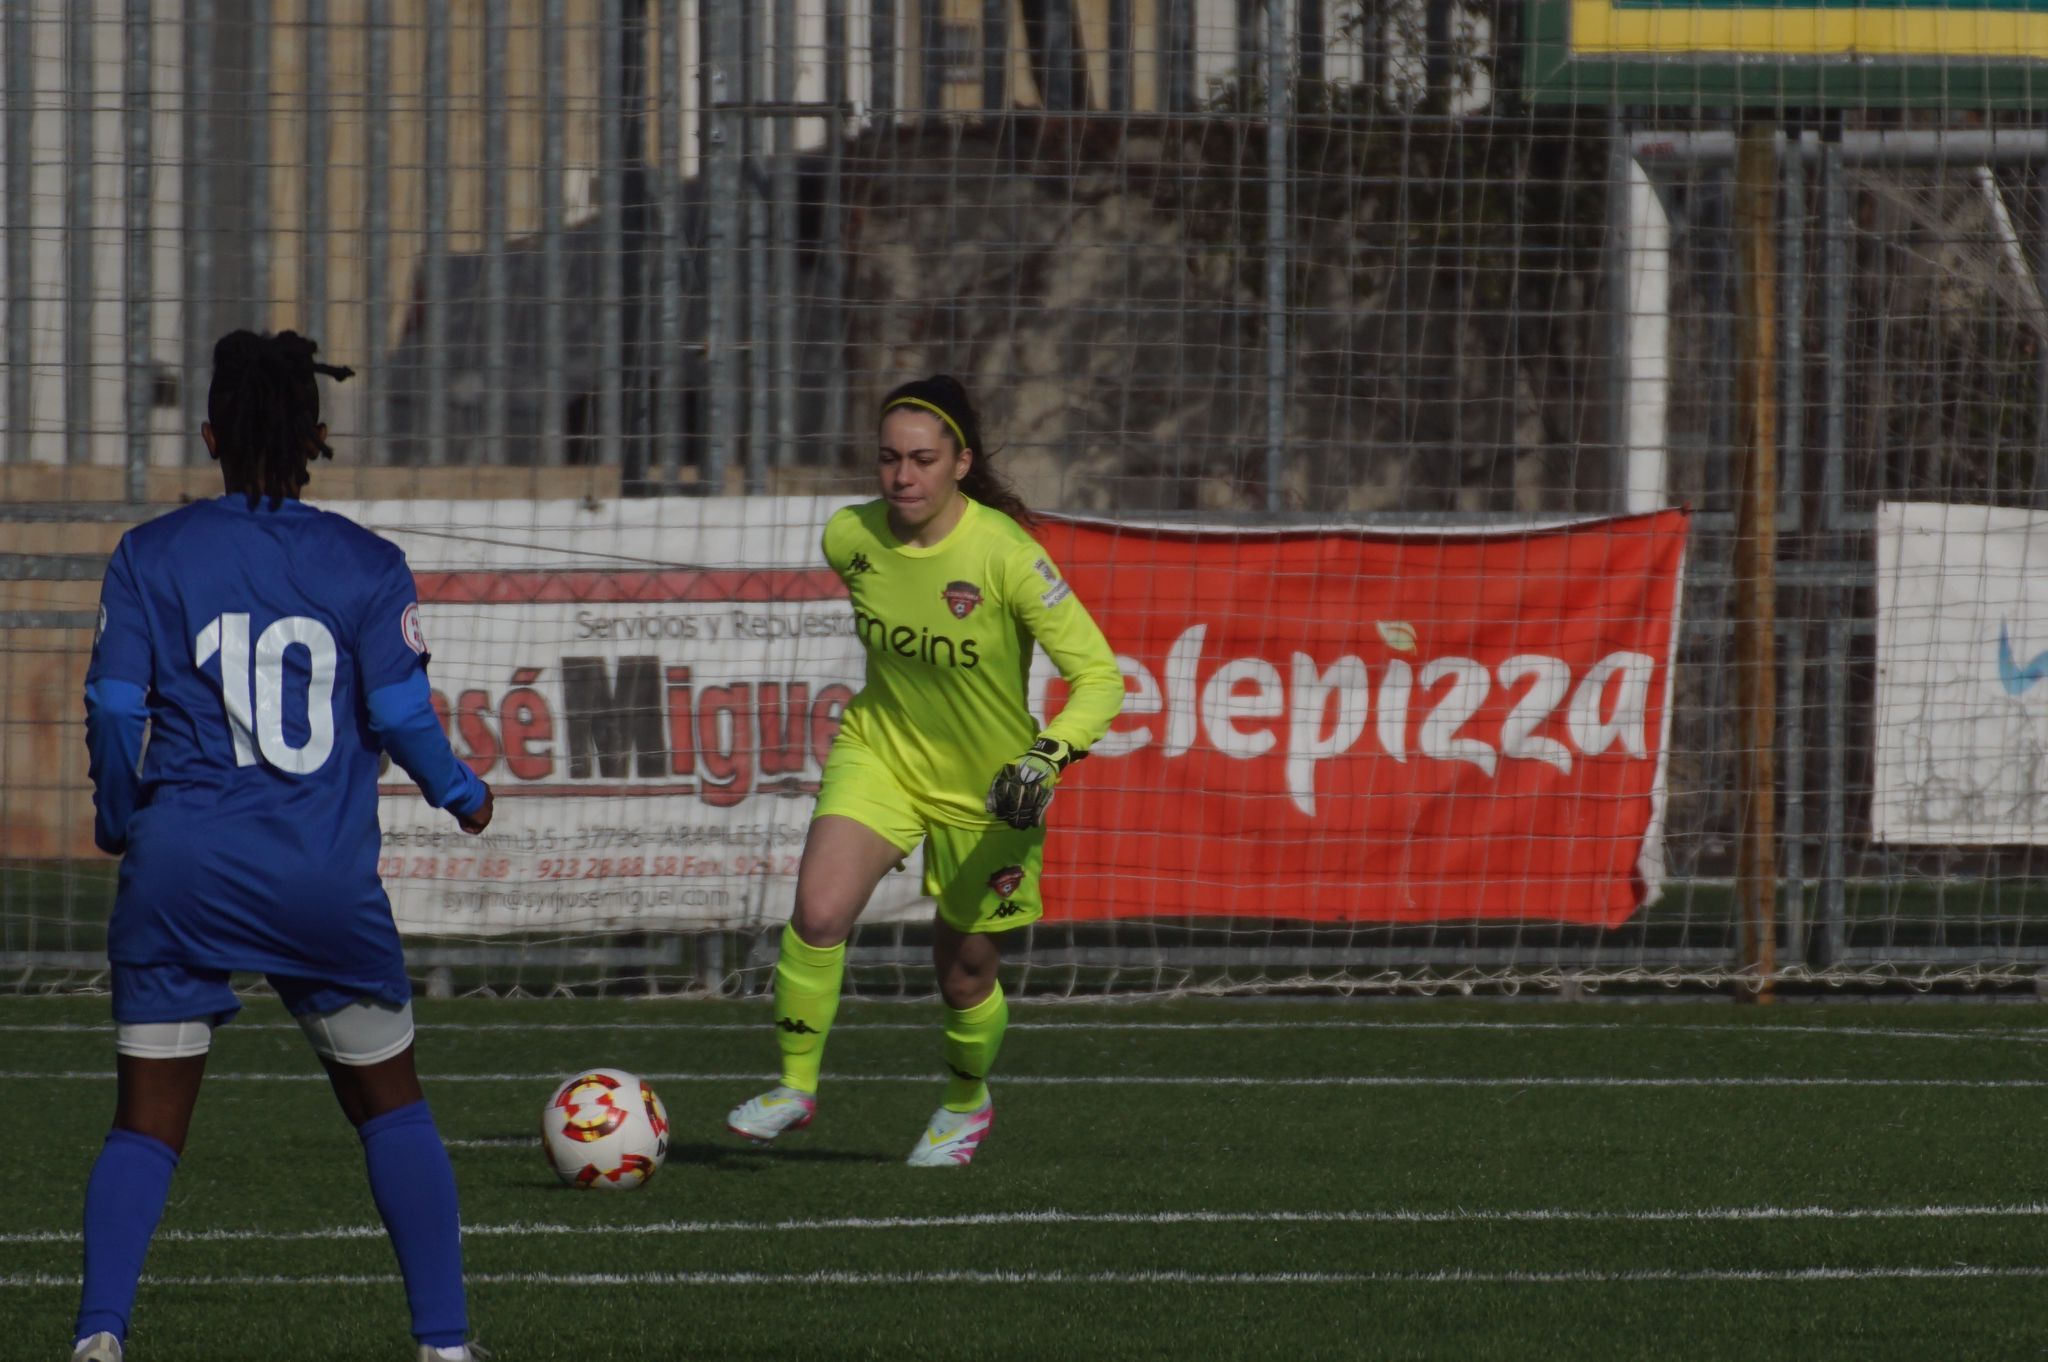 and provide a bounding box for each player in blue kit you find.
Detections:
[71,331,491,1362]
